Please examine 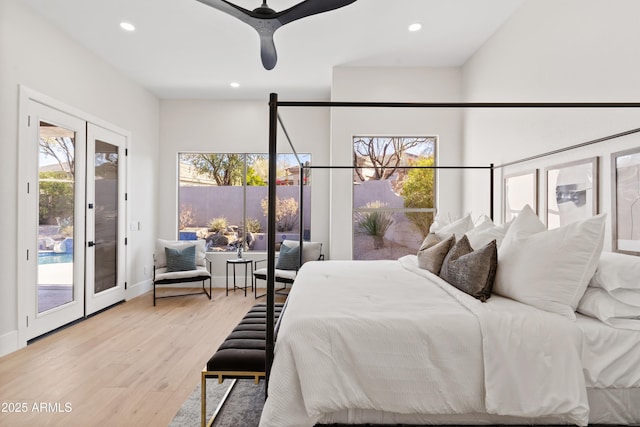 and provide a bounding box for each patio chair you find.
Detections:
[253,240,323,298]
[153,239,212,306]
